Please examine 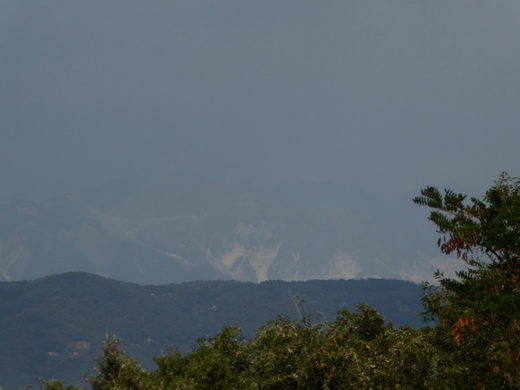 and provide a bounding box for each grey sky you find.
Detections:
[2,1,519,201]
